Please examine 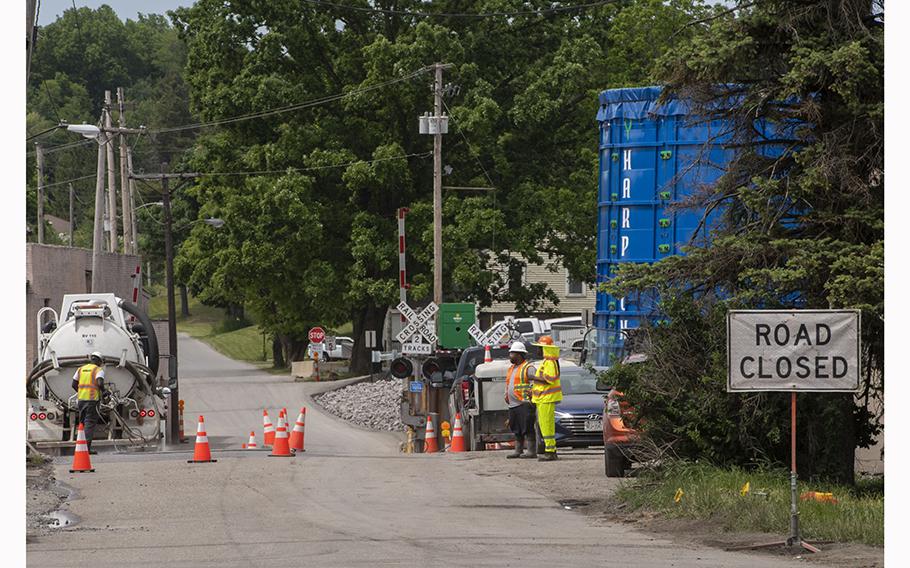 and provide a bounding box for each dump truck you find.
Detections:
[26,293,168,452]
